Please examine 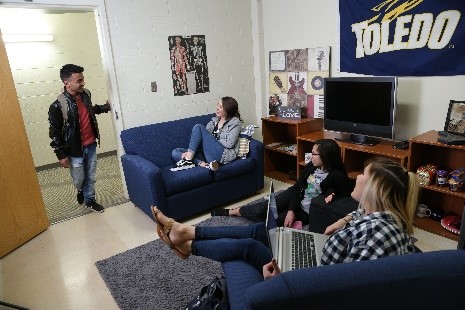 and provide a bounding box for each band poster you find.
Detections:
[269,47,330,118]
[168,35,210,96]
